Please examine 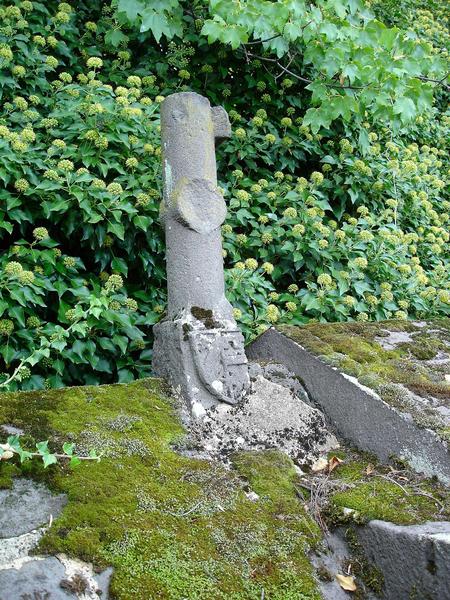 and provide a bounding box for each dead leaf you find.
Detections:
[336,574,357,592]
[311,457,328,472]
[328,455,343,473]
[365,463,375,475]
